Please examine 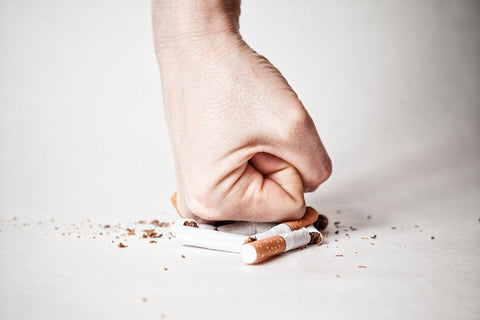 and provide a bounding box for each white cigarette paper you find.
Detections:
[171,219,245,253]
[241,227,313,264]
